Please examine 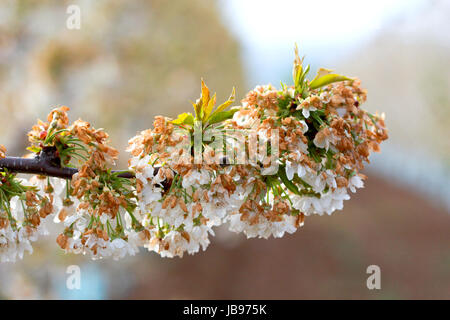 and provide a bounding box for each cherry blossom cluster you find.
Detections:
[0,47,388,262]
[1,147,54,262]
